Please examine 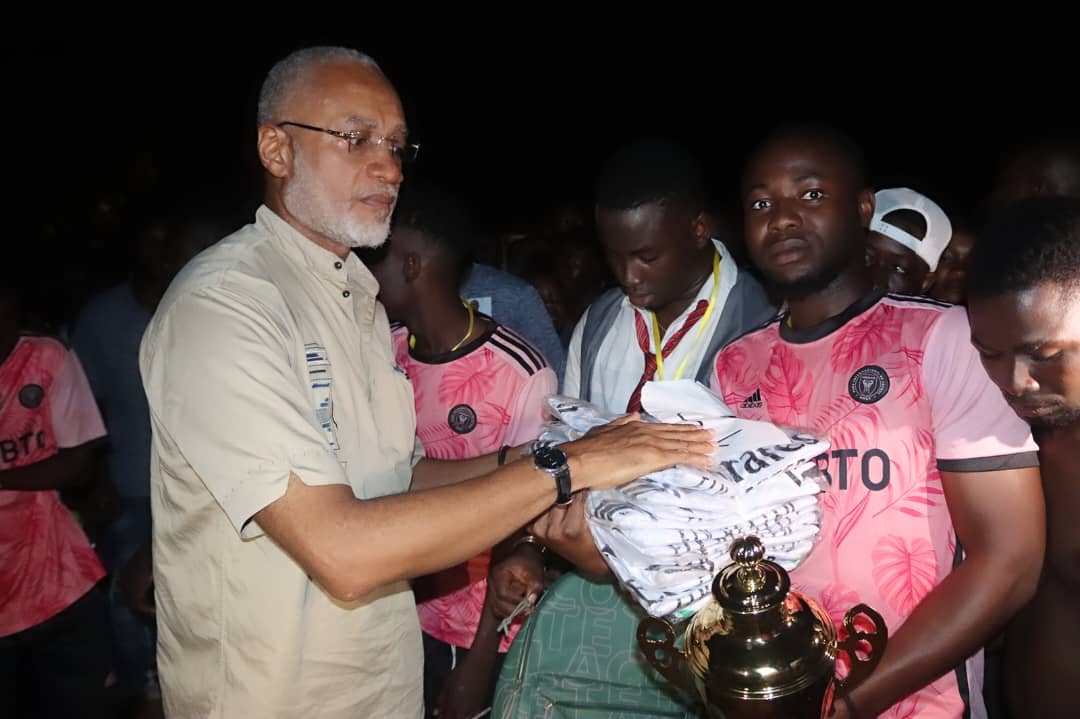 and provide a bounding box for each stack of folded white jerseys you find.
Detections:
[540,380,829,621]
